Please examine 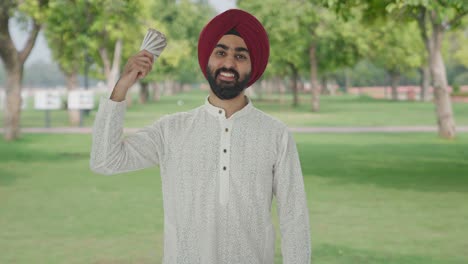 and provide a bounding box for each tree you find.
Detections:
[240,0,365,110]
[366,20,423,100]
[444,26,468,88]
[0,0,49,141]
[313,8,367,95]
[450,27,468,69]
[326,0,468,138]
[44,0,92,125]
[127,0,214,103]
[85,0,142,92]
[239,0,309,107]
